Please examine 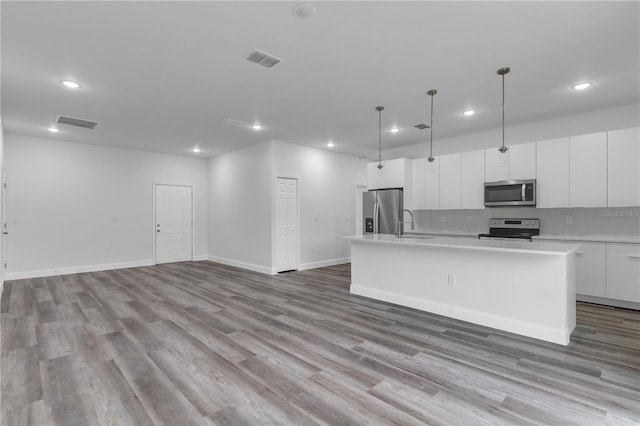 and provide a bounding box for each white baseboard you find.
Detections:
[298,257,350,271]
[193,254,208,262]
[5,259,155,281]
[577,294,640,310]
[207,255,276,275]
[350,285,572,346]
